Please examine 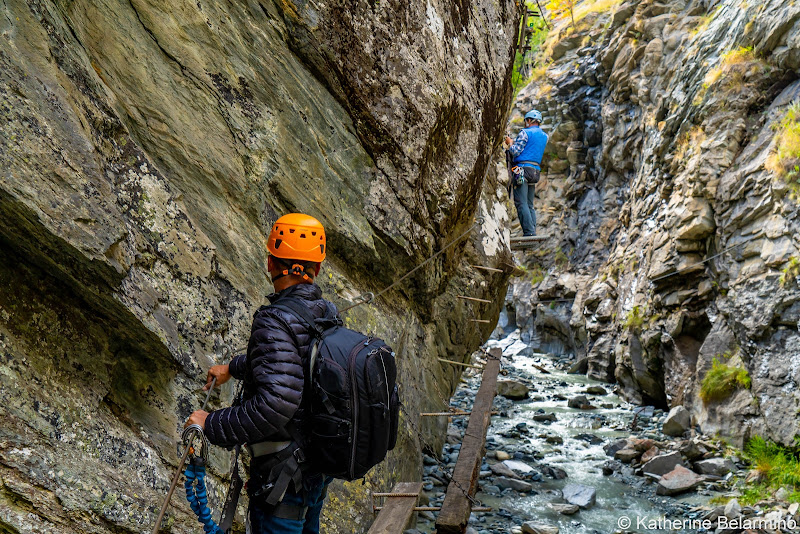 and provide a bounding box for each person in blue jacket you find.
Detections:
[504,110,548,237]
